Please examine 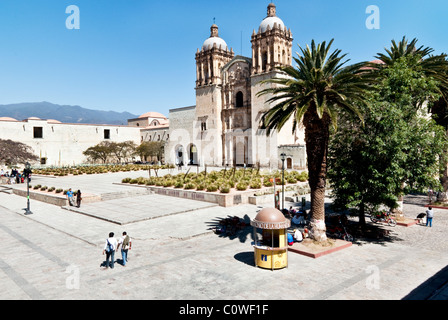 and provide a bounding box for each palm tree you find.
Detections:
[257,39,372,242]
[371,36,448,108]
